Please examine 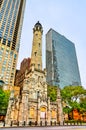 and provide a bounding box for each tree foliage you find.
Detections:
[61,86,86,101]
[79,96,86,113]
[47,85,57,101]
[61,85,86,114]
[0,89,10,114]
